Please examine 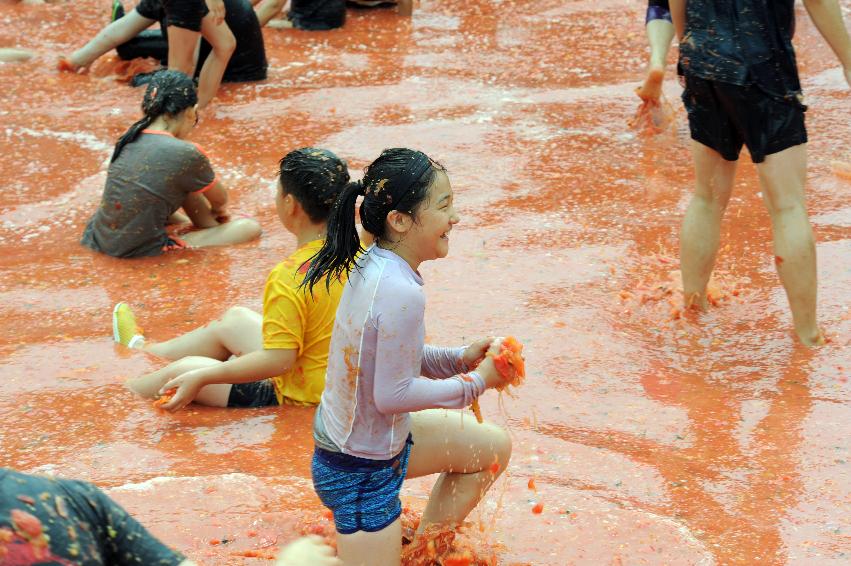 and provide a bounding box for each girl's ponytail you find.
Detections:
[110,115,153,163]
[110,70,198,163]
[302,180,365,293]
